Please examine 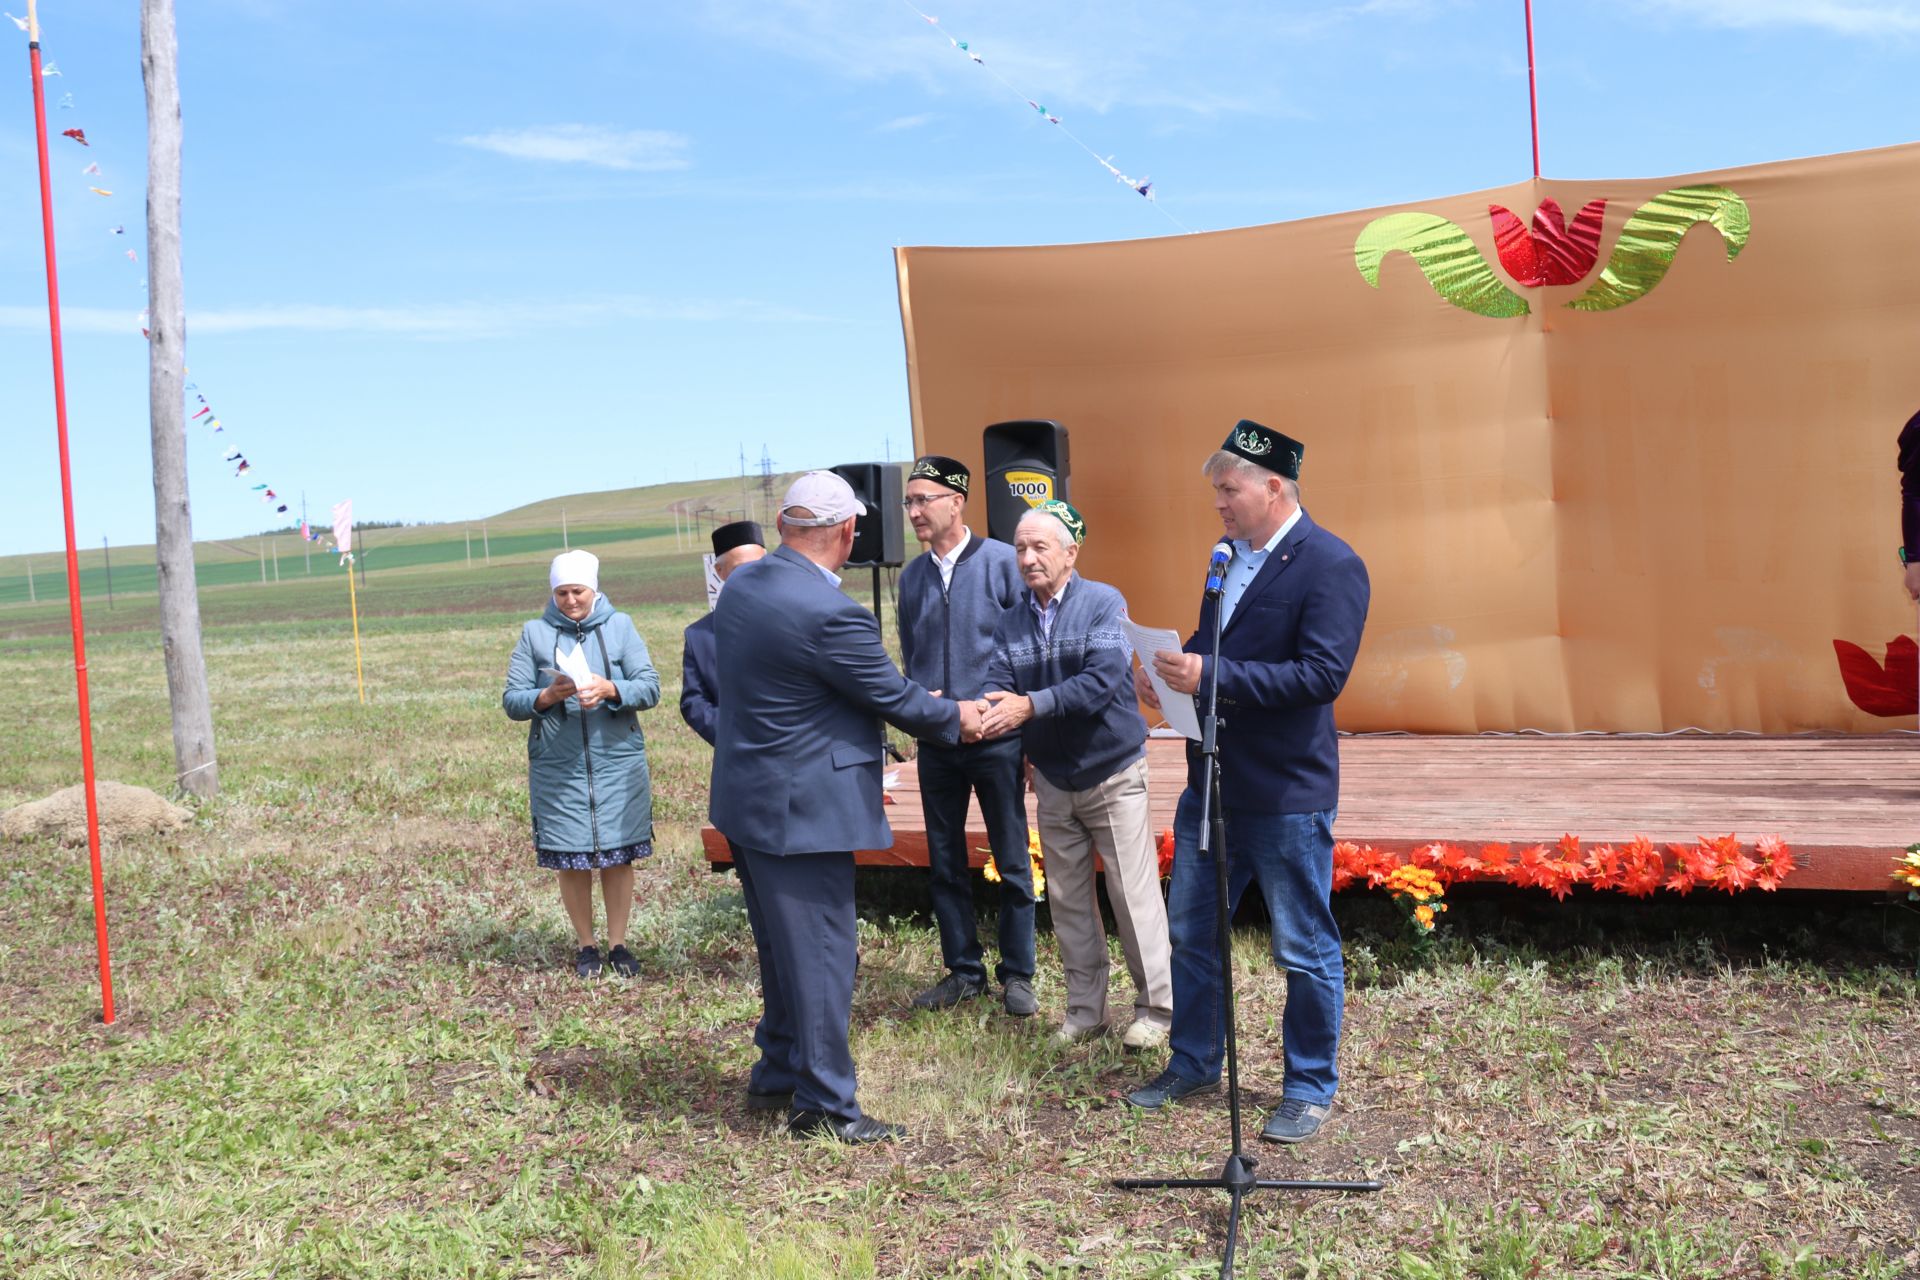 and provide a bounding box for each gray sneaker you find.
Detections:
[1125,1068,1219,1111]
[910,972,988,1009]
[1260,1097,1331,1144]
[1002,978,1038,1017]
